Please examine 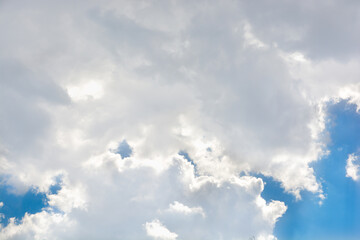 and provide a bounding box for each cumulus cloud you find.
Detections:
[145,219,178,240]
[165,201,205,217]
[346,154,360,181]
[0,0,359,239]
[0,212,72,240]
[0,154,286,239]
